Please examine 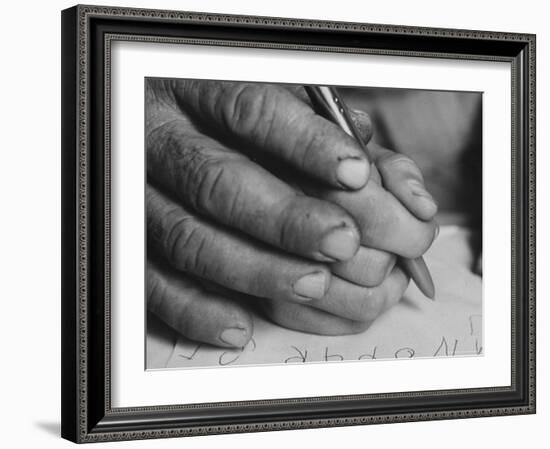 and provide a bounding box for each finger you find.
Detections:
[261,298,371,336]
[331,246,396,287]
[147,184,333,303]
[309,176,437,259]
[308,267,409,322]
[147,260,253,348]
[369,142,438,221]
[173,80,370,190]
[148,119,360,262]
[145,78,180,131]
